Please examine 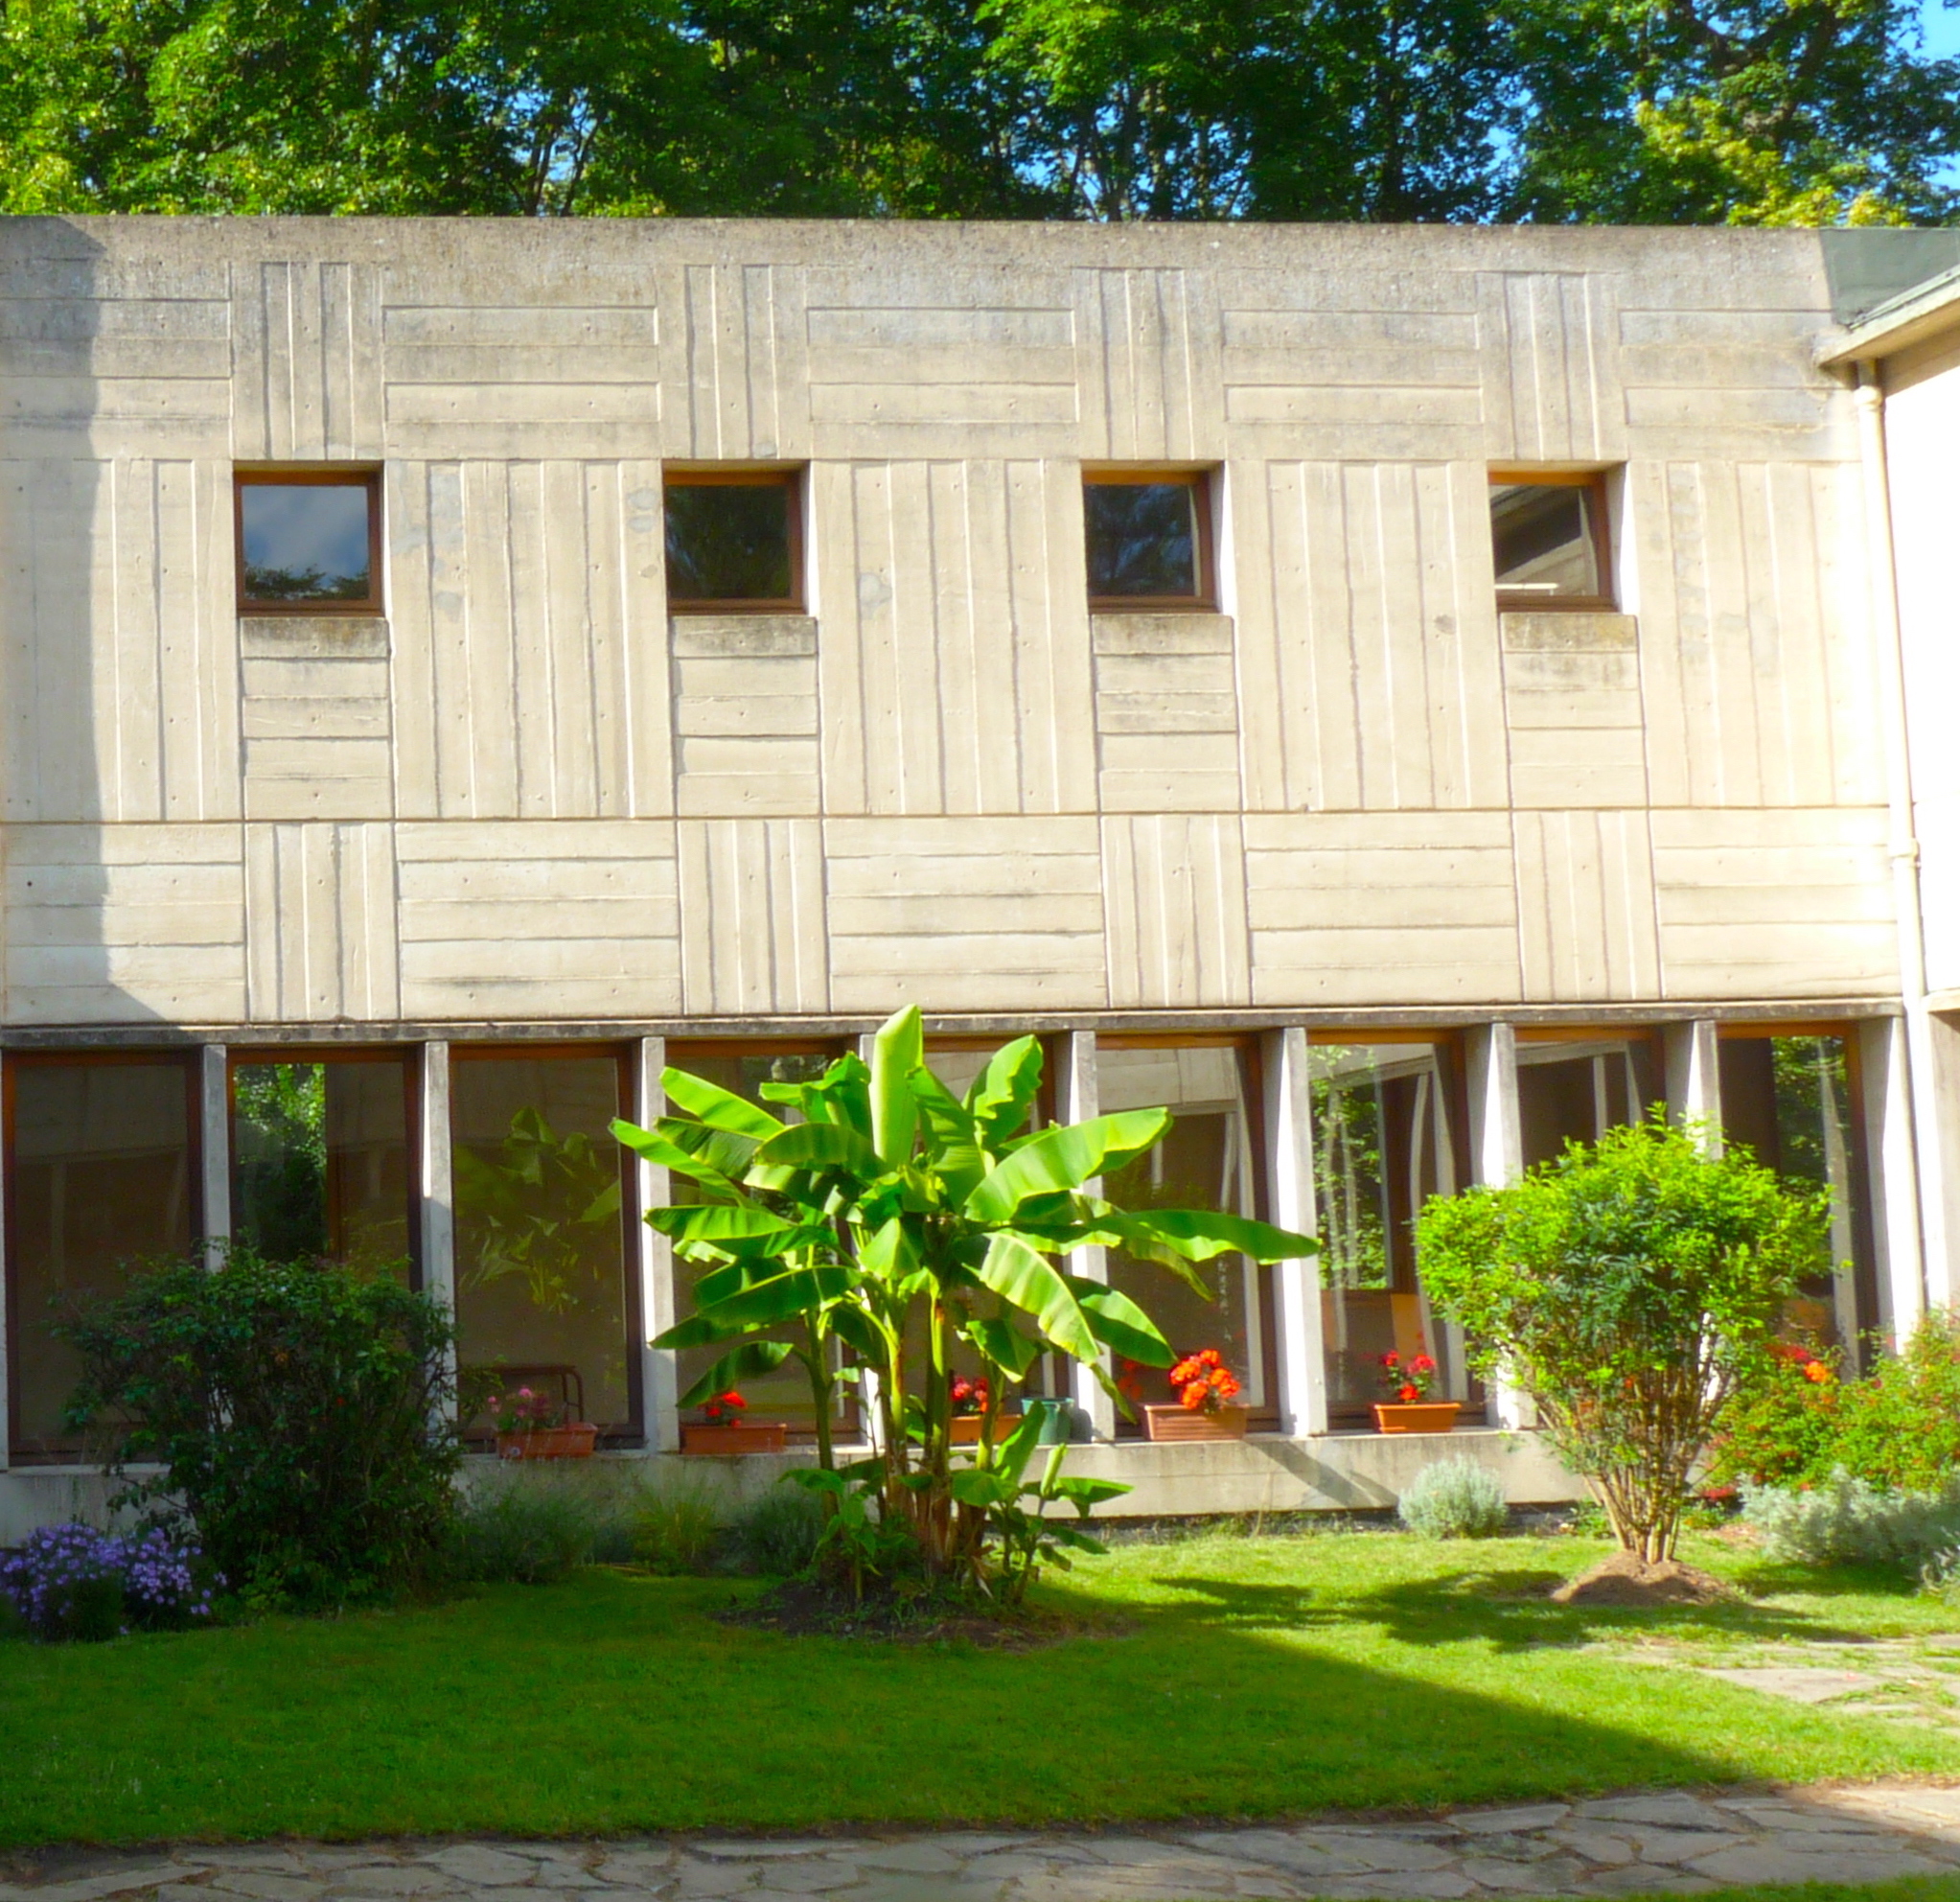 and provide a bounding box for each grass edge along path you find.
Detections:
[6,1532,1960,1846]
